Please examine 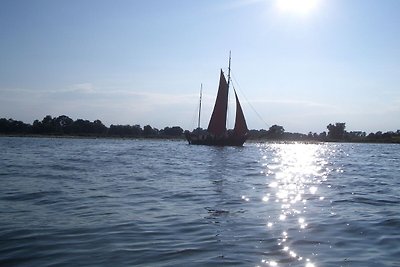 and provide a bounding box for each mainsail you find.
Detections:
[207,70,229,136]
